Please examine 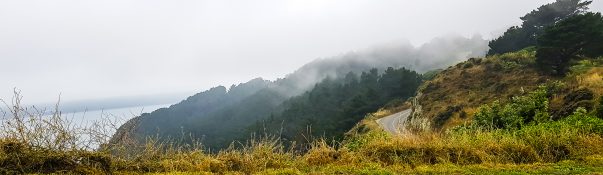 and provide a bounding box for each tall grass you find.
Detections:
[1,90,603,174]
